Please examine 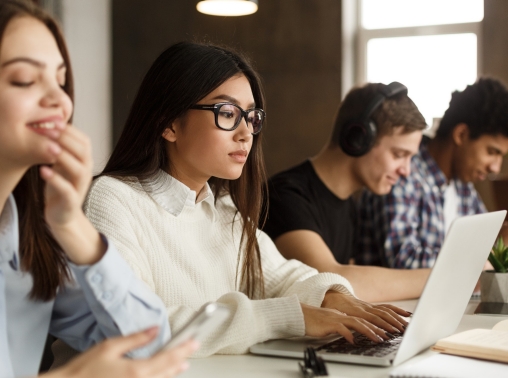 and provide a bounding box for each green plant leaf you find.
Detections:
[494,248,501,261]
[489,252,507,273]
[500,247,508,264]
[493,237,505,260]
[496,237,505,252]
[503,247,508,269]
[493,237,503,258]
